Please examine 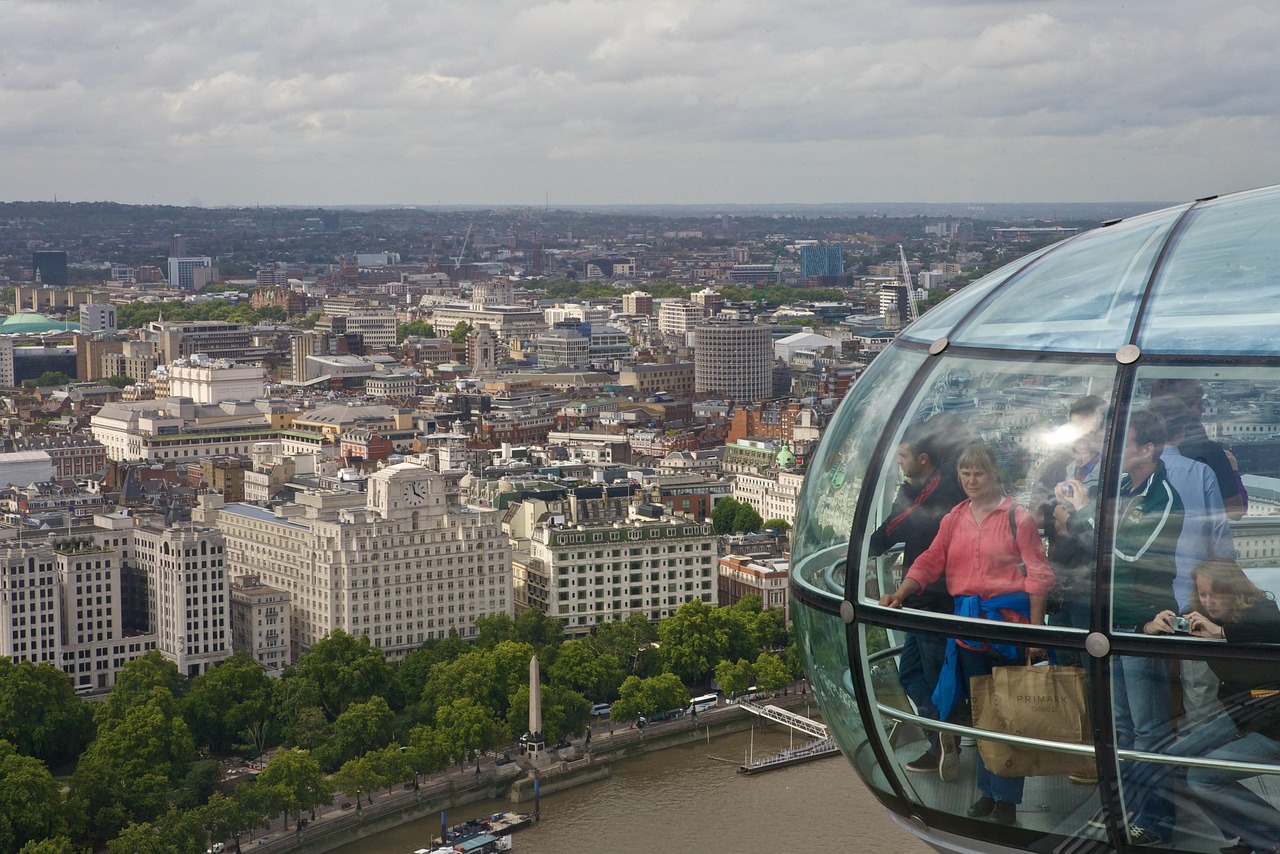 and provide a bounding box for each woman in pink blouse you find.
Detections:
[880,443,1055,825]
